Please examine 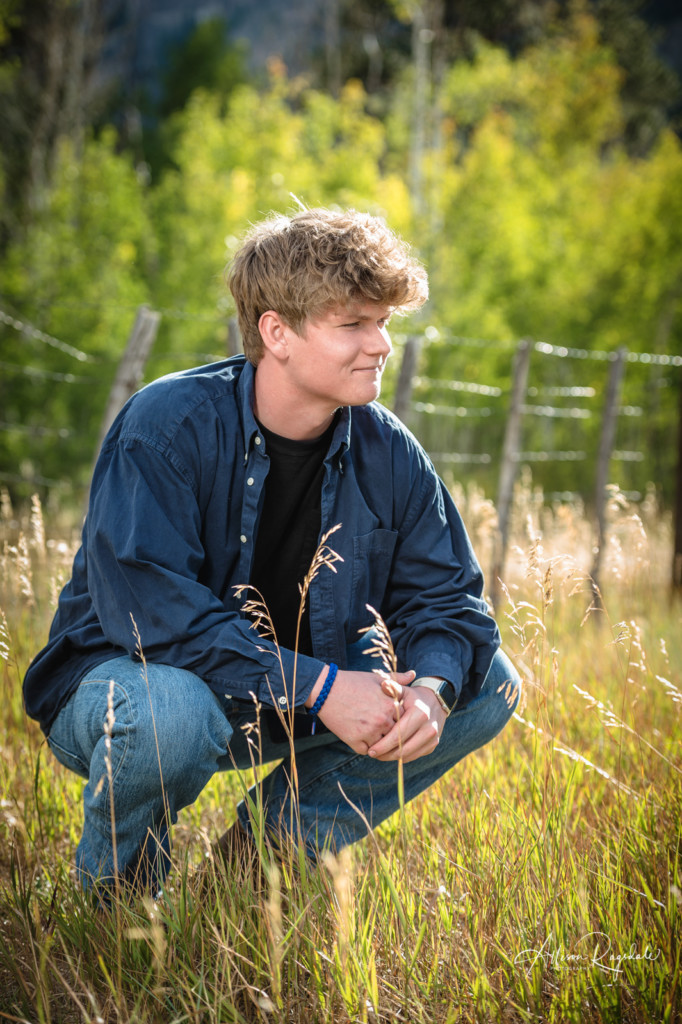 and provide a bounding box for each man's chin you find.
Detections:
[349,388,382,407]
